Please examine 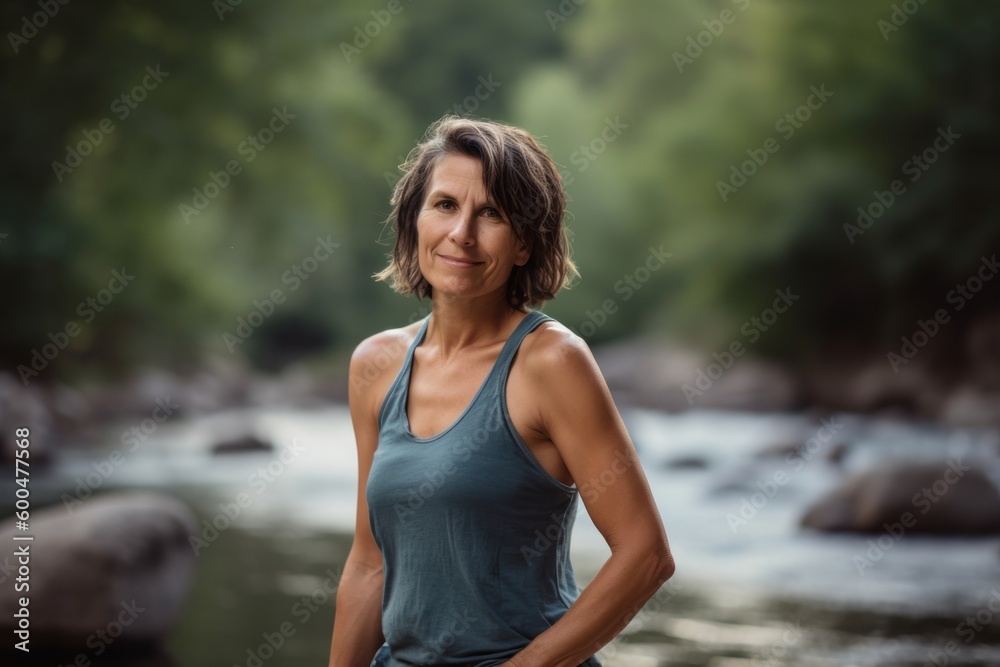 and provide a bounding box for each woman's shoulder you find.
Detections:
[351,317,425,368]
[348,317,426,402]
[520,313,596,377]
[514,314,612,436]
